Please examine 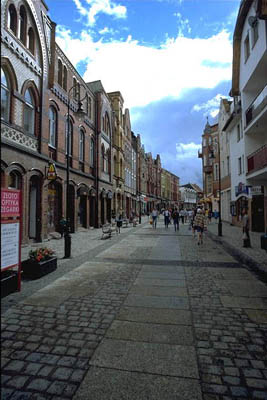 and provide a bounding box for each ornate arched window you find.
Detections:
[19,6,27,45]
[79,129,85,171]
[24,88,35,135]
[106,114,111,137]
[49,107,57,147]
[79,129,85,162]
[1,68,11,122]
[88,97,92,119]
[101,145,105,171]
[65,117,73,166]
[27,27,35,54]
[8,4,17,35]
[8,170,22,189]
[58,59,63,86]
[63,65,67,90]
[90,138,95,167]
